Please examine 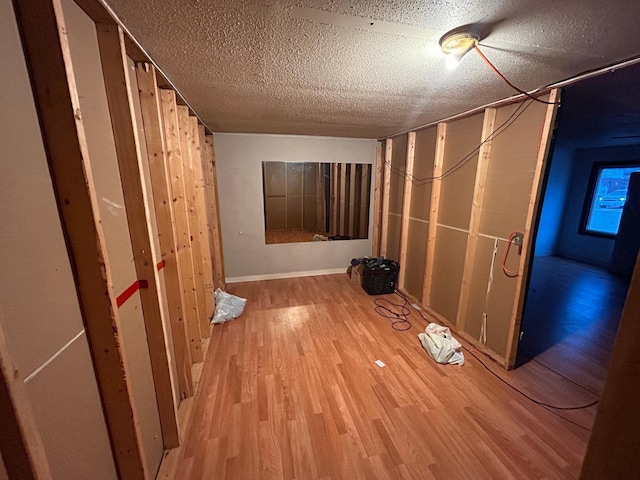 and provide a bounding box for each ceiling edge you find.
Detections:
[381,55,640,141]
